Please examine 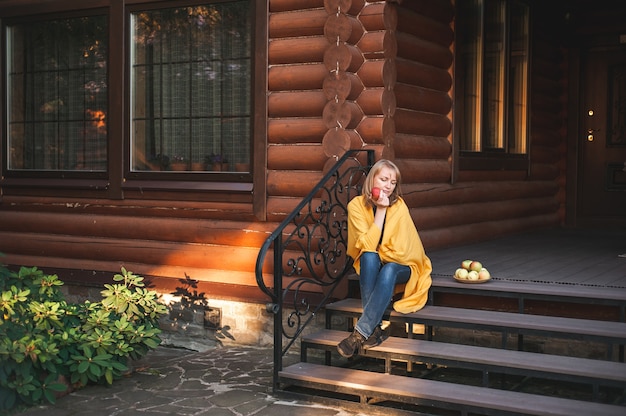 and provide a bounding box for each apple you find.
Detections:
[455,268,469,279]
[461,260,473,270]
[371,187,381,200]
[478,268,491,280]
[469,261,482,272]
[467,270,479,280]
